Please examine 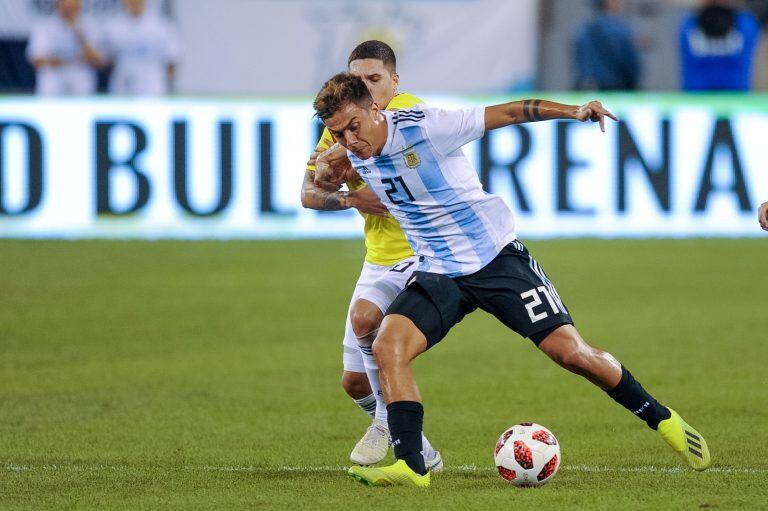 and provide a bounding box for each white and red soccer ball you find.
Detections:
[494,422,560,486]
